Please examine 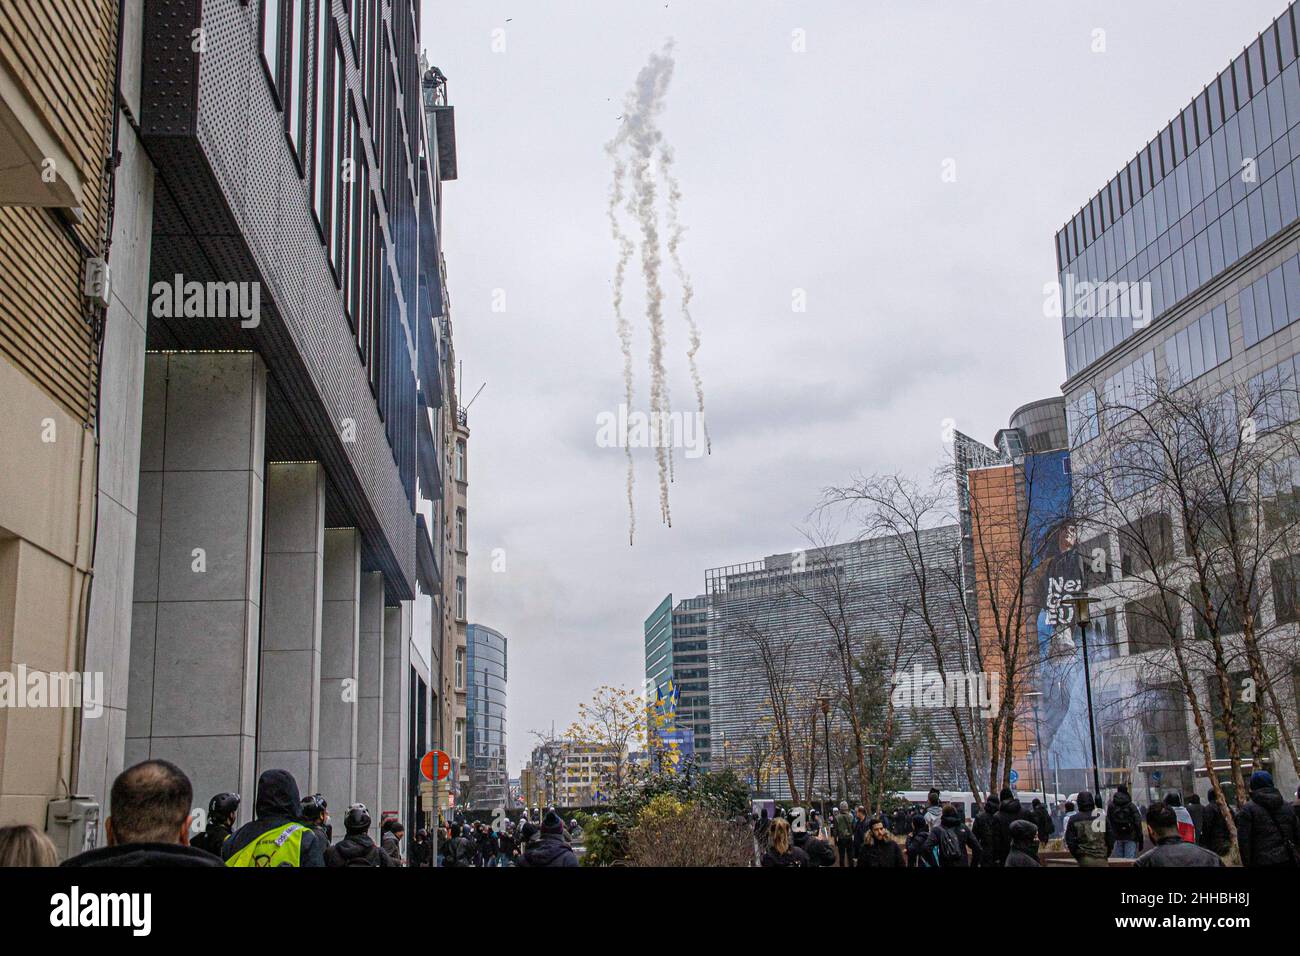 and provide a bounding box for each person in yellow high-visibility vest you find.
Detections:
[222,769,326,867]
